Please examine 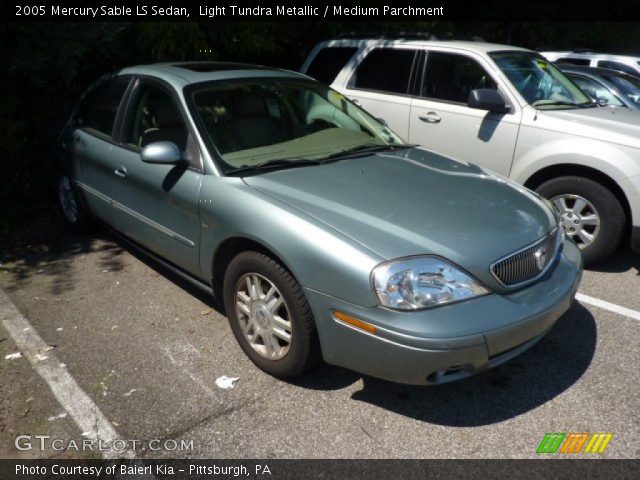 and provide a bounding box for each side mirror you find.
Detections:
[141,141,182,164]
[468,89,510,113]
